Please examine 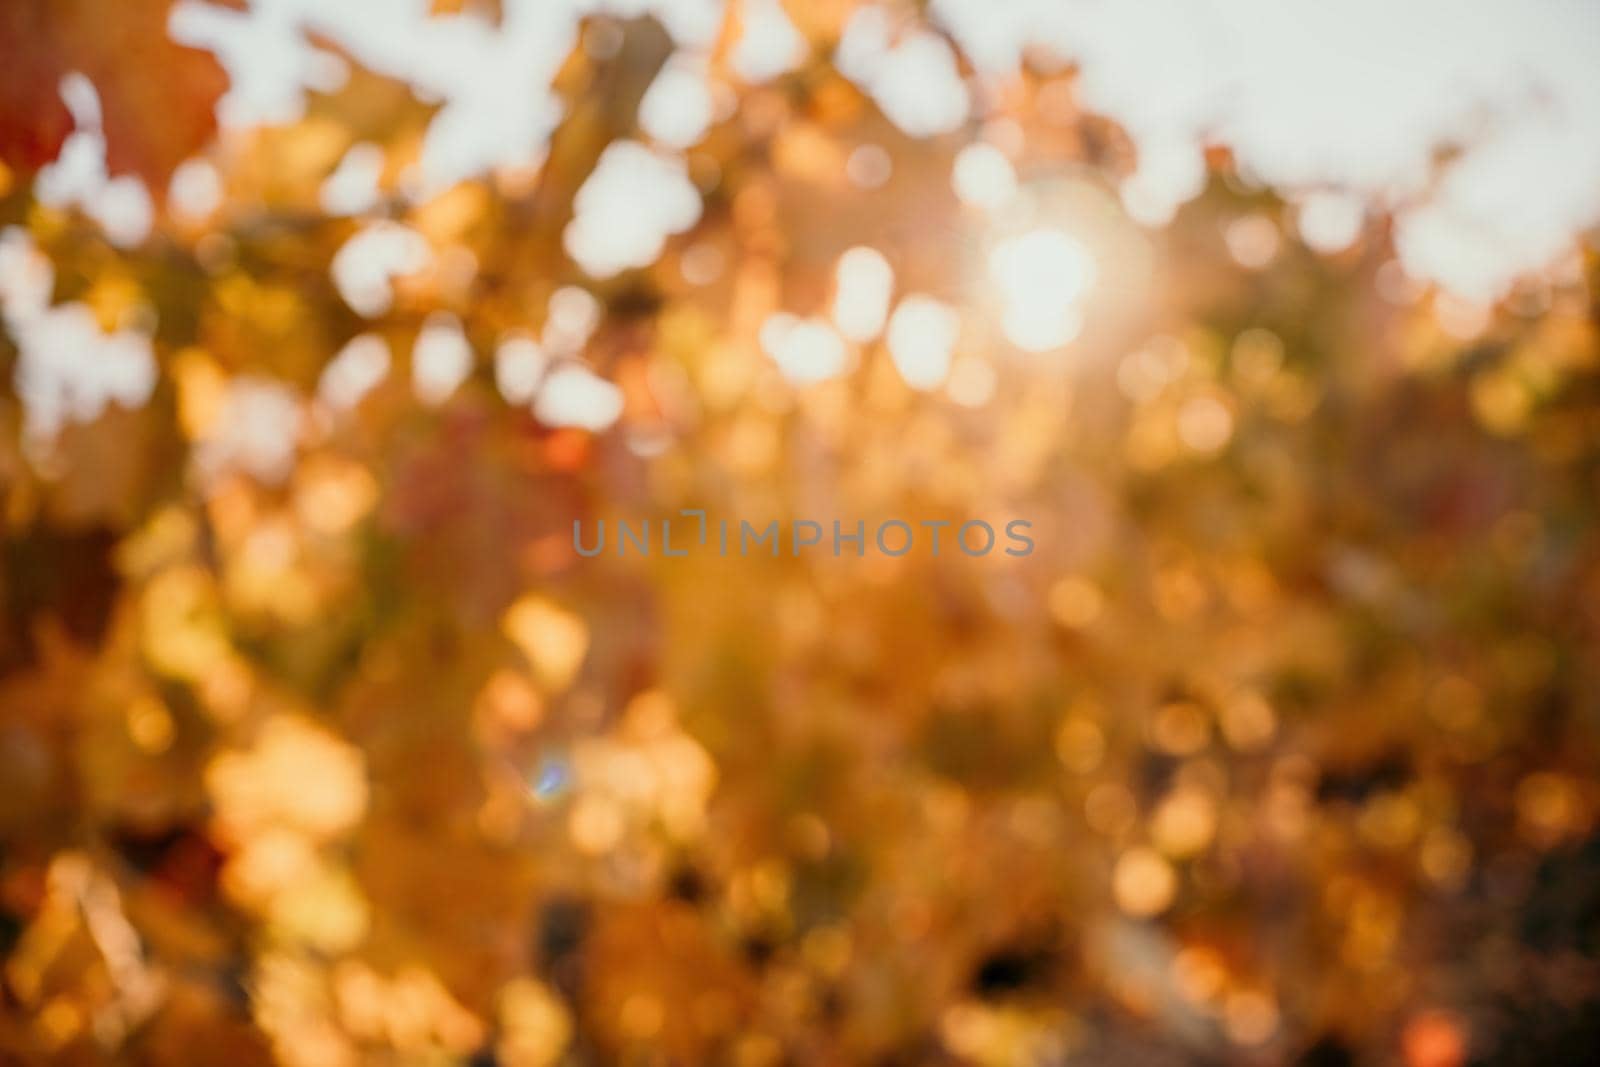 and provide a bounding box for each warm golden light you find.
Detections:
[987,227,1096,352]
